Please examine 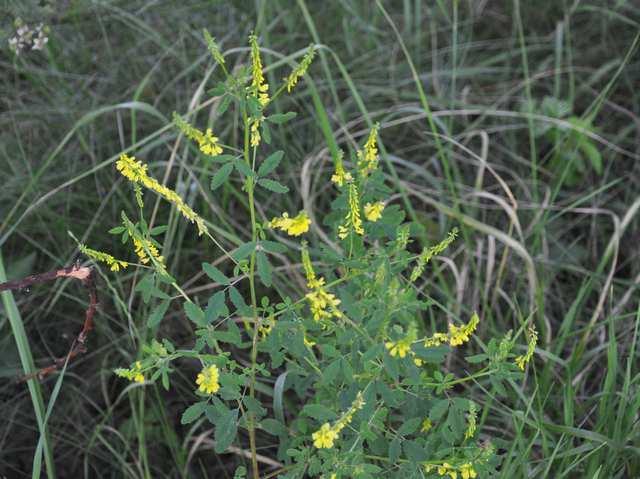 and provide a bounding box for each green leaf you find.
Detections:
[301,404,337,422]
[229,286,251,315]
[398,417,423,436]
[429,399,450,422]
[147,299,171,328]
[211,163,234,191]
[261,418,287,436]
[258,178,289,193]
[184,301,206,327]
[214,408,239,453]
[205,291,228,323]
[262,121,271,144]
[233,159,254,178]
[266,112,297,124]
[181,401,208,424]
[232,242,256,261]
[202,263,231,285]
[257,150,284,177]
[260,240,287,254]
[256,251,272,287]
[217,94,232,116]
[389,437,402,462]
[108,226,125,234]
